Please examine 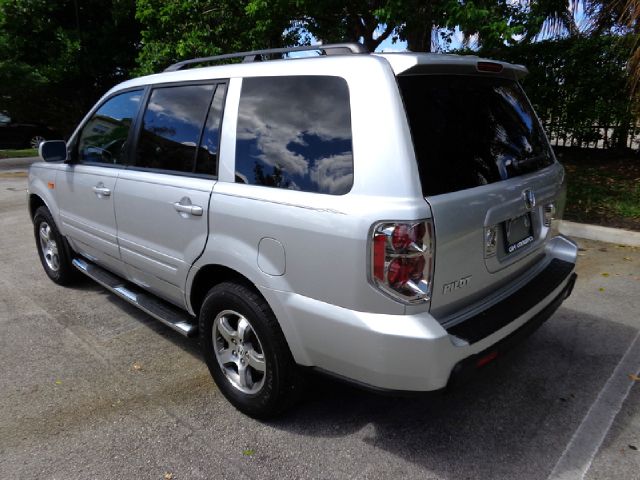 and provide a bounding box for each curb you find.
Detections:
[559,220,640,247]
